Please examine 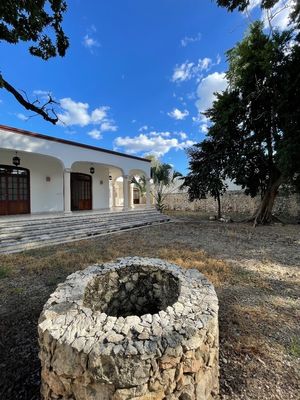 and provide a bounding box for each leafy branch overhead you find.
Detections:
[0,0,69,123]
